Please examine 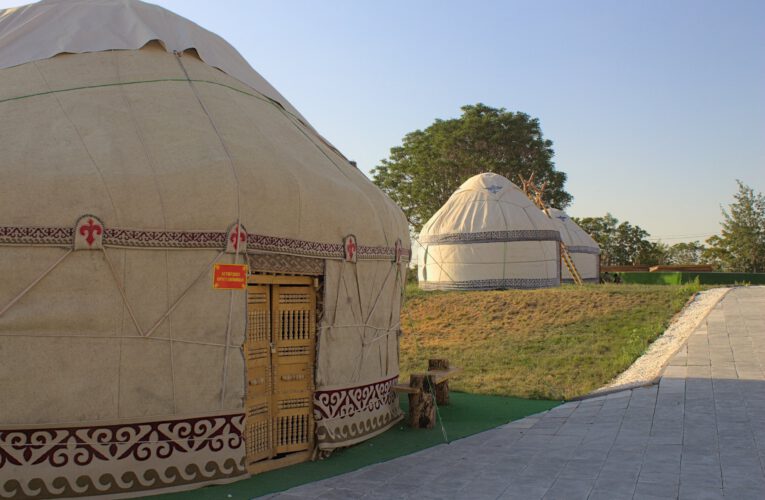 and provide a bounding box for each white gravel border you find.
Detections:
[591,287,731,395]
